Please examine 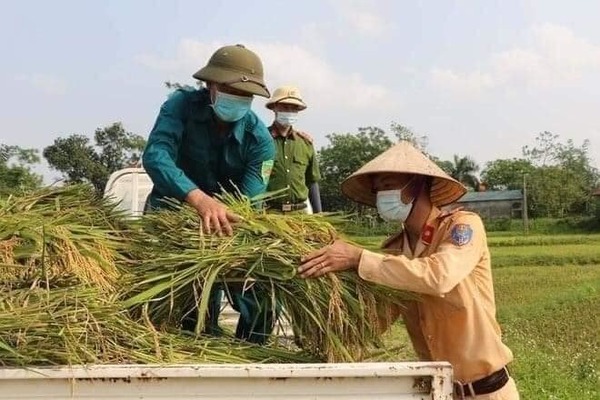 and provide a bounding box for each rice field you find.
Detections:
[354,232,600,400]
